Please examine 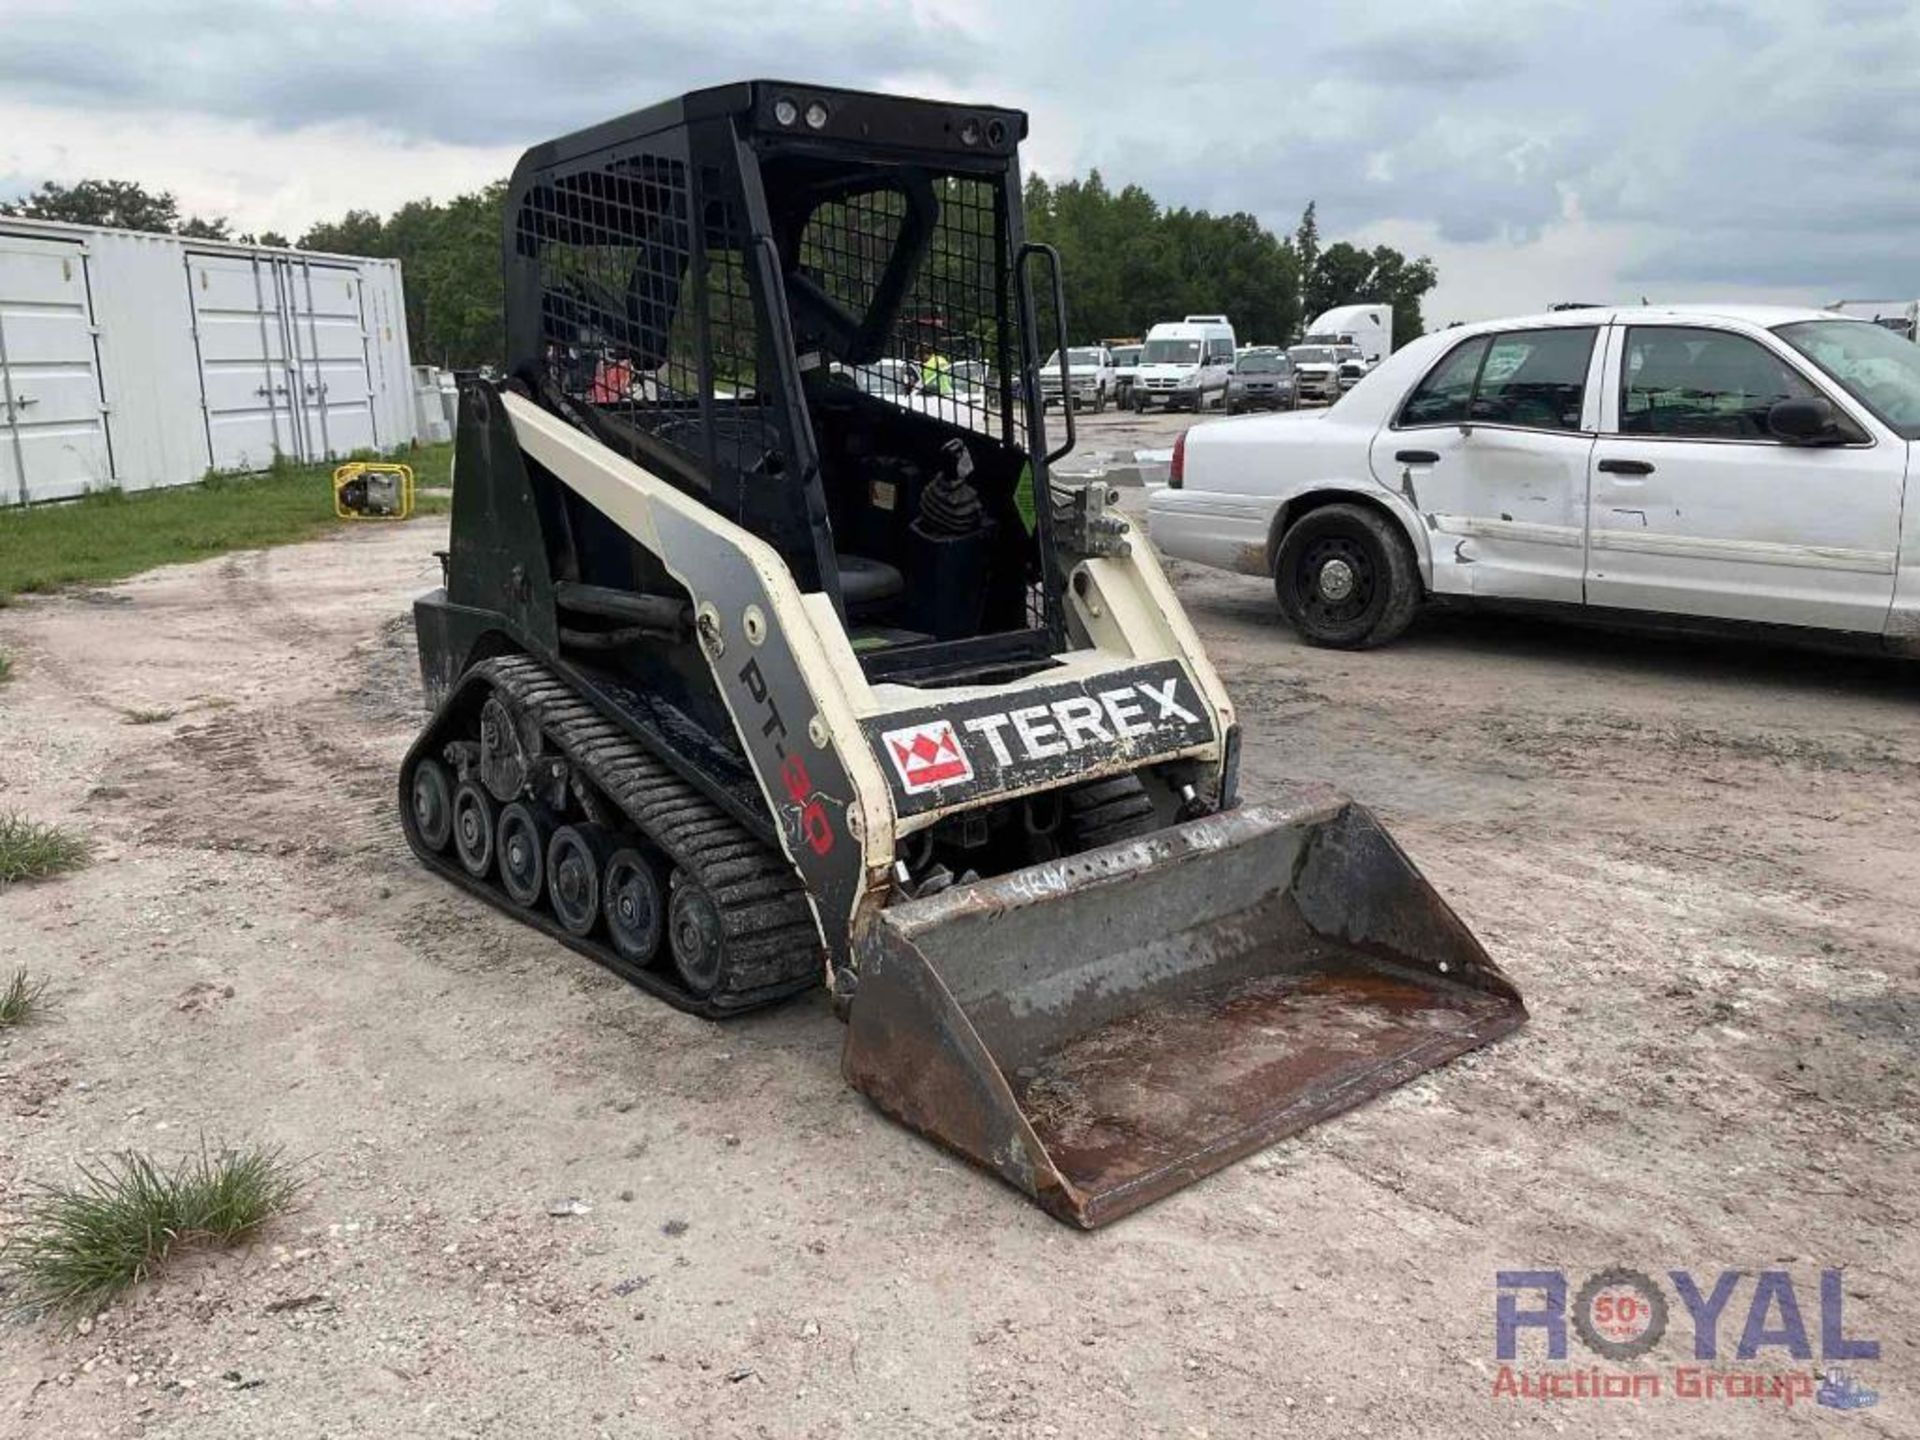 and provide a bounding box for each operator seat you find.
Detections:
[836,552,905,617]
